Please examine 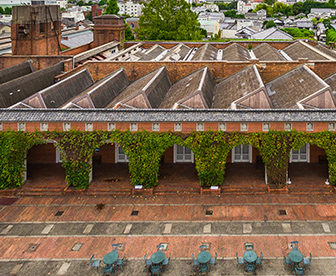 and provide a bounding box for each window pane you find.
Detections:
[185,147,192,154]
[242,145,249,154]
[300,145,307,154]
[235,146,241,155]
[177,145,183,154]
[185,154,192,160]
